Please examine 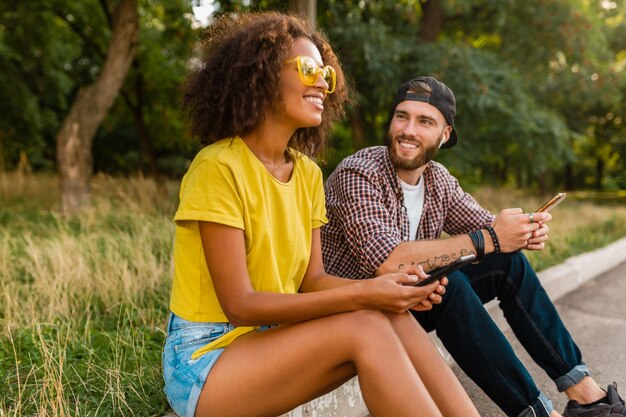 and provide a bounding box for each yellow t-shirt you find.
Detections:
[170,137,327,356]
